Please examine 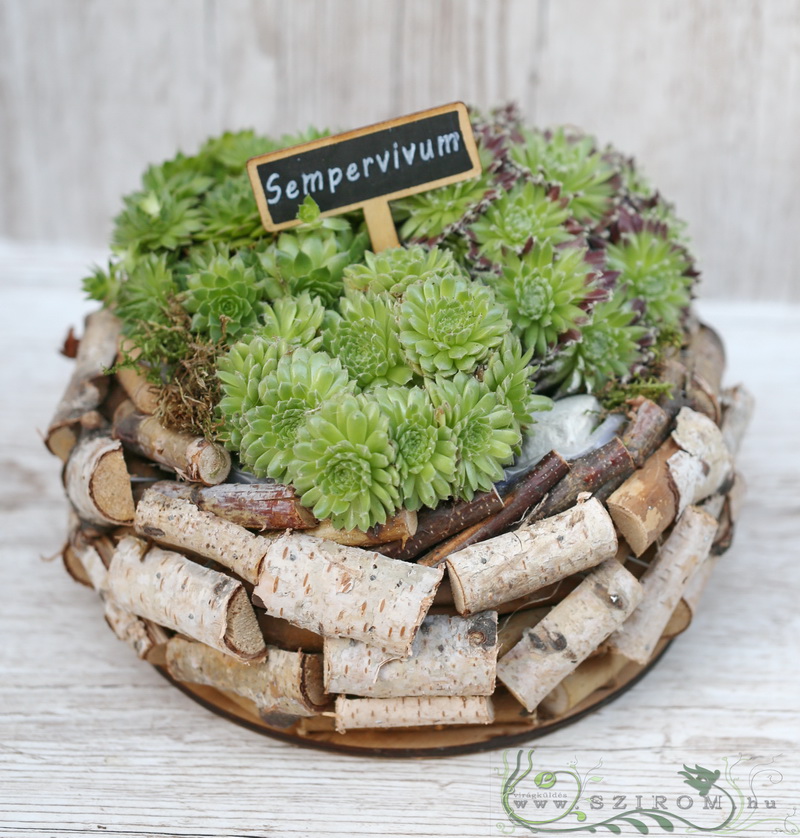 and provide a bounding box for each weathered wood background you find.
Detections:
[1,0,798,301]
